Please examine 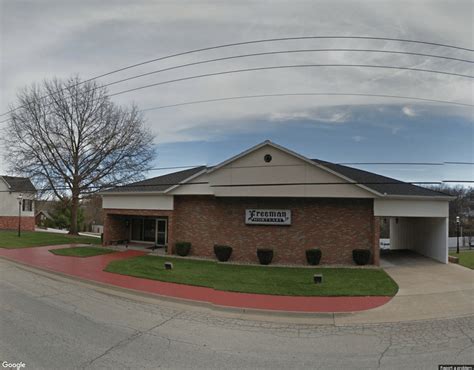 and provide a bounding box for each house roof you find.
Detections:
[311,160,448,197]
[35,210,53,220]
[1,176,36,193]
[101,141,449,198]
[101,166,206,193]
